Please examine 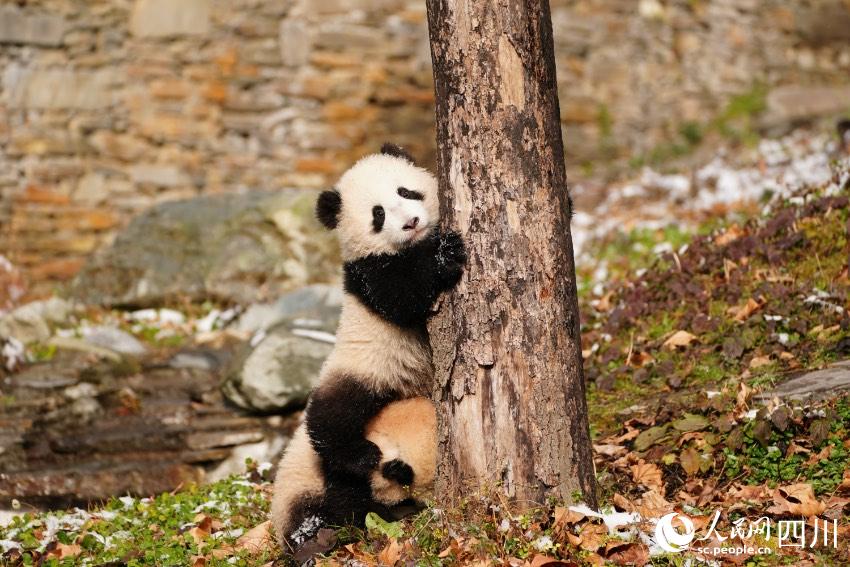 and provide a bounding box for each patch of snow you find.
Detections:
[533,535,554,551]
[128,308,186,325]
[2,337,24,371]
[249,329,266,348]
[291,515,324,545]
[291,328,336,343]
[568,504,641,537]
